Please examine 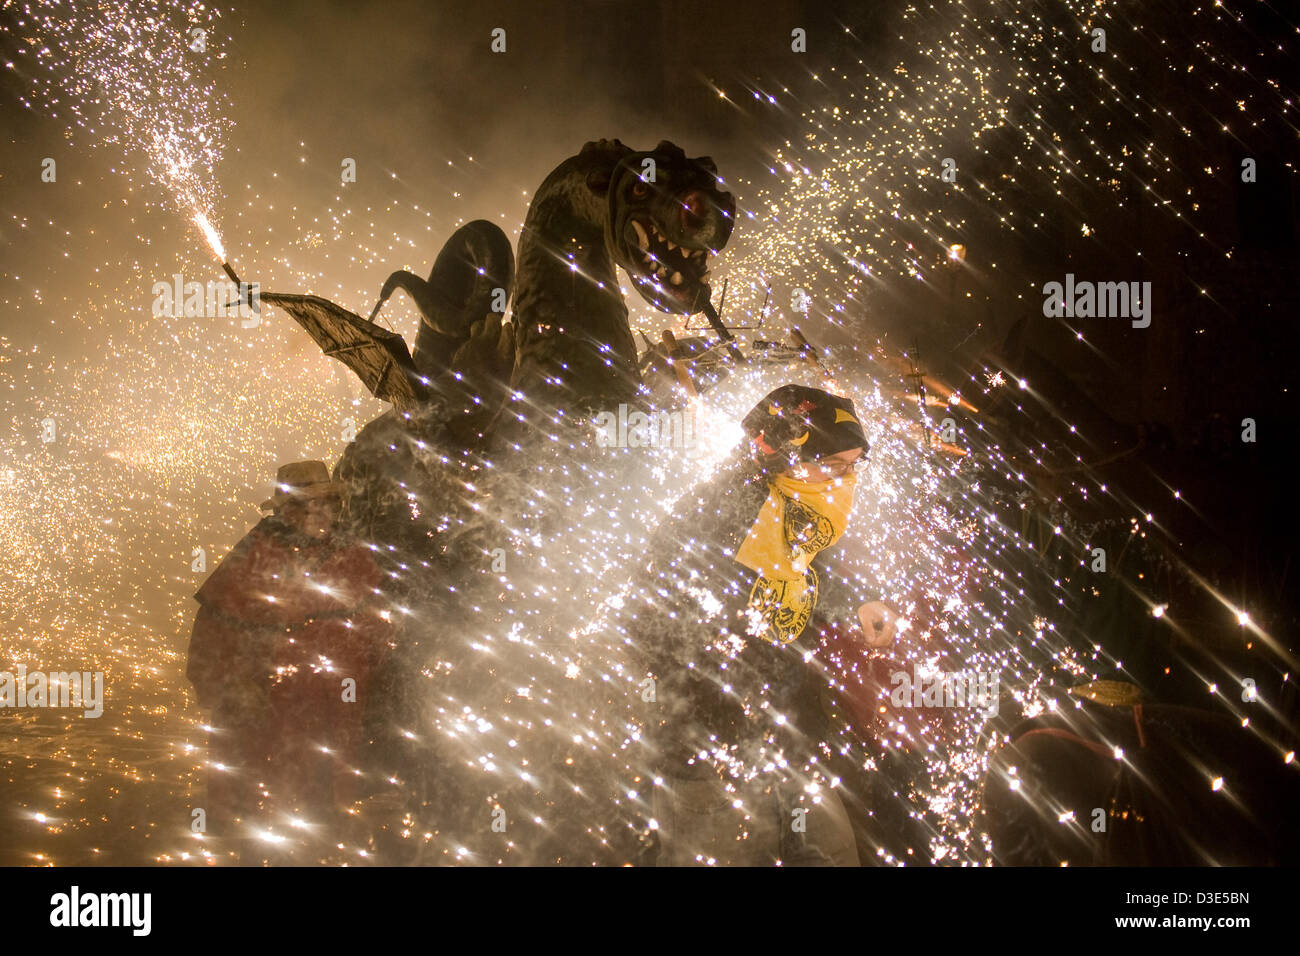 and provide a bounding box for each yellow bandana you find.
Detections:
[735,473,856,644]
